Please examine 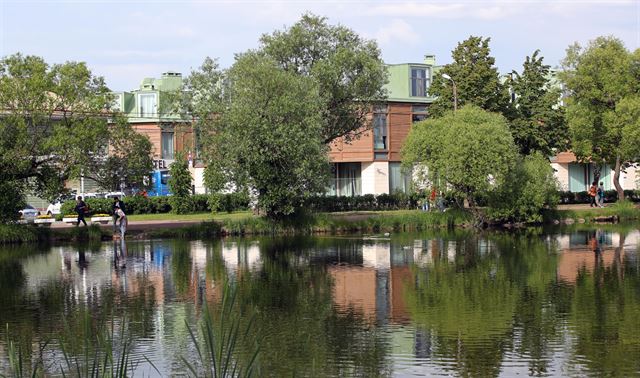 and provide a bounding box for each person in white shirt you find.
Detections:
[114,204,128,237]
